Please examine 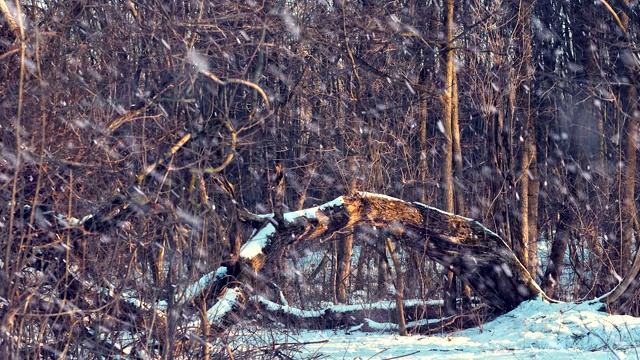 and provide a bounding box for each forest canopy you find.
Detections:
[1,0,640,358]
